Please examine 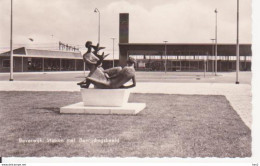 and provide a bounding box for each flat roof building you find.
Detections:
[118,13,252,72]
[0,47,84,72]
